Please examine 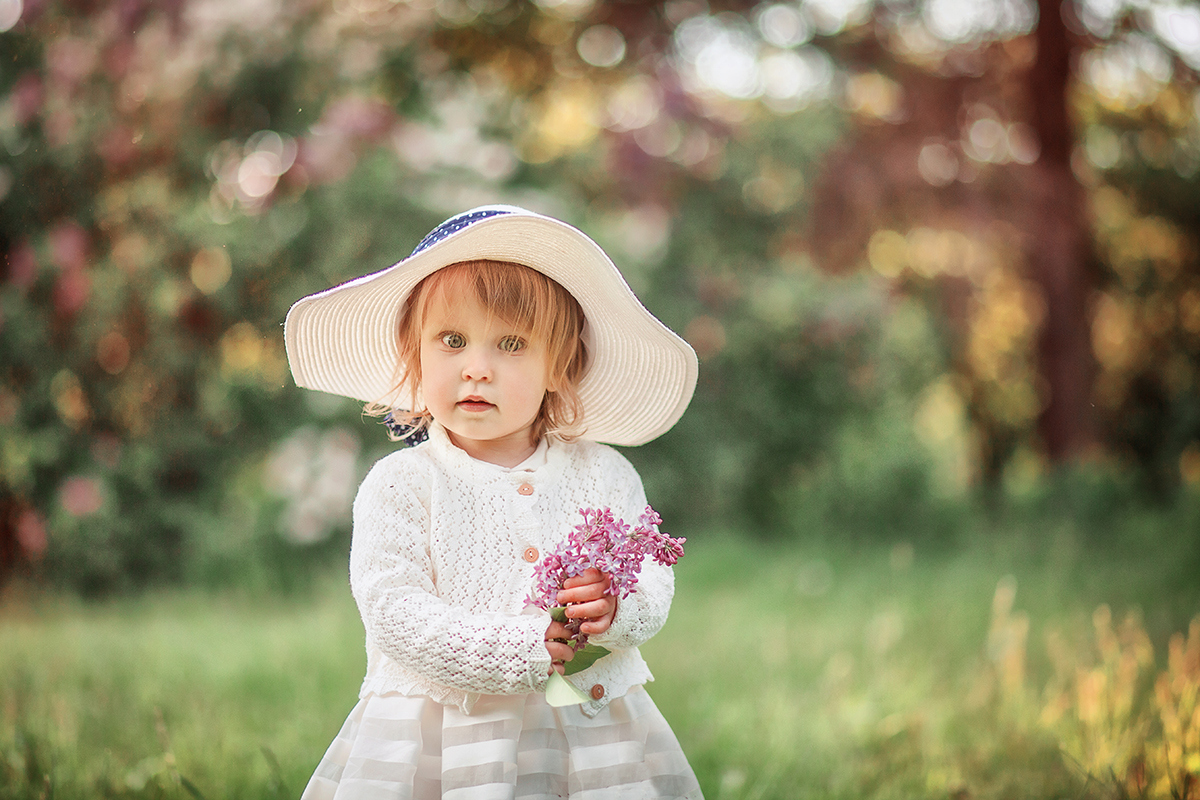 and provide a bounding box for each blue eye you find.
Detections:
[498,336,526,353]
[441,332,465,348]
